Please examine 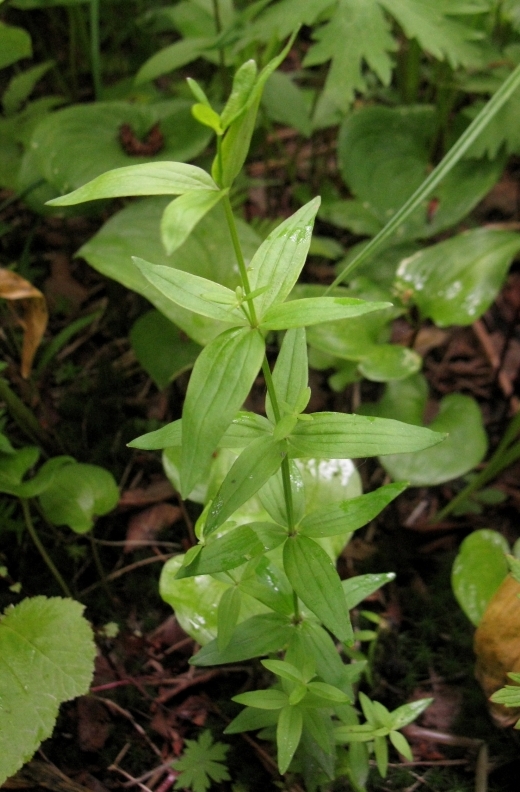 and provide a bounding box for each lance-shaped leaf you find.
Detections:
[233,689,289,710]
[217,586,241,651]
[260,296,391,330]
[204,435,286,535]
[46,162,218,206]
[257,460,305,527]
[284,535,353,643]
[181,327,265,496]
[191,613,293,666]
[161,188,228,255]
[266,327,308,422]
[277,705,303,774]
[225,707,279,734]
[343,572,396,610]
[129,411,272,451]
[287,412,444,459]
[299,482,407,538]
[220,59,258,130]
[247,199,320,316]
[175,524,264,578]
[133,258,246,324]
